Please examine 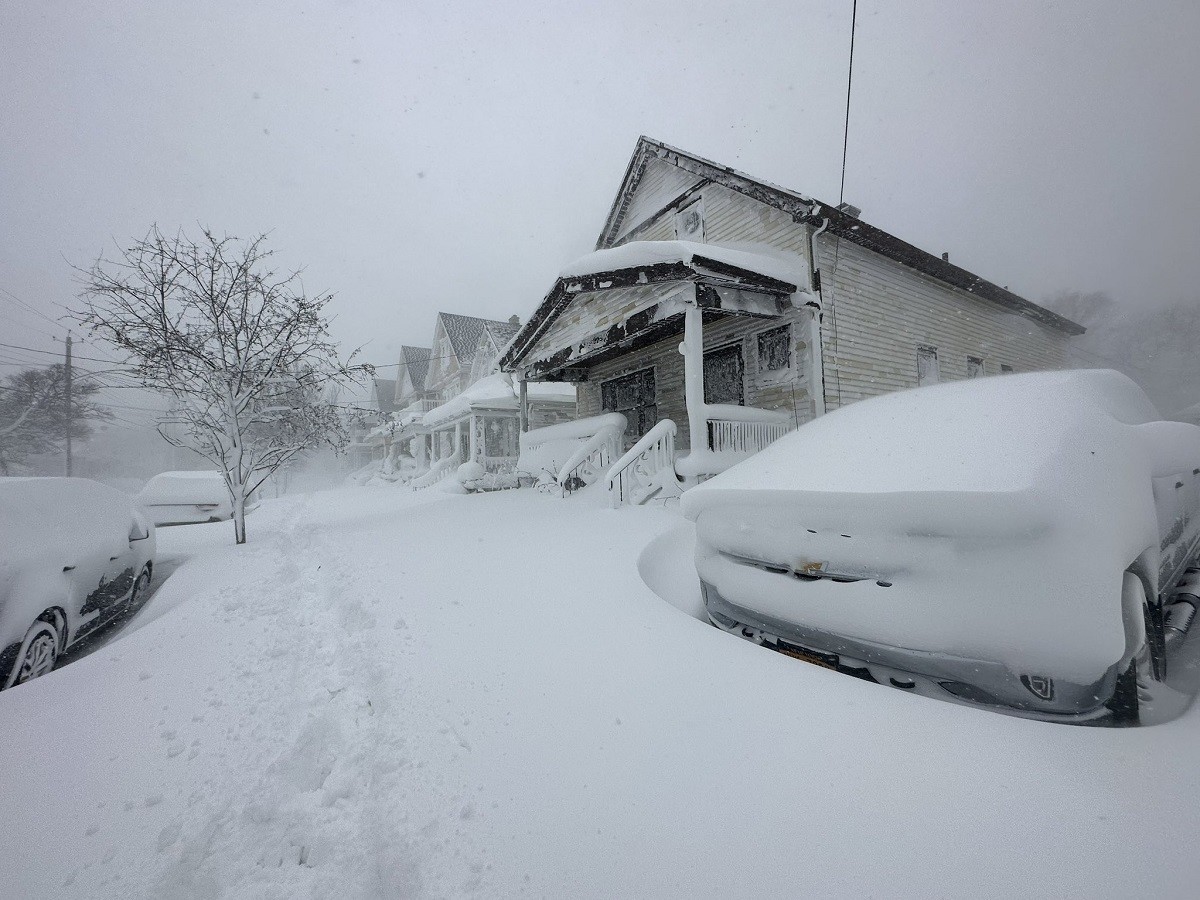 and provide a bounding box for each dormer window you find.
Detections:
[674,198,705,243]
